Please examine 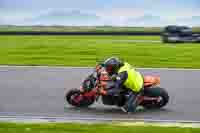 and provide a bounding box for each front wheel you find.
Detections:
[65,88,95,107]
[141,87,169,109]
